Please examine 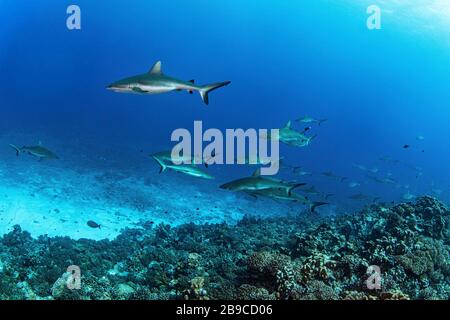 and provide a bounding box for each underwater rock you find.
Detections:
[300,280,338,300]
[0,196,447,300]
[51,272,73,299]
[184,276,208,300]
[247,251,291,276]
[237,285,276,300]
[115,283,136,299]
[17,281,41,300]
